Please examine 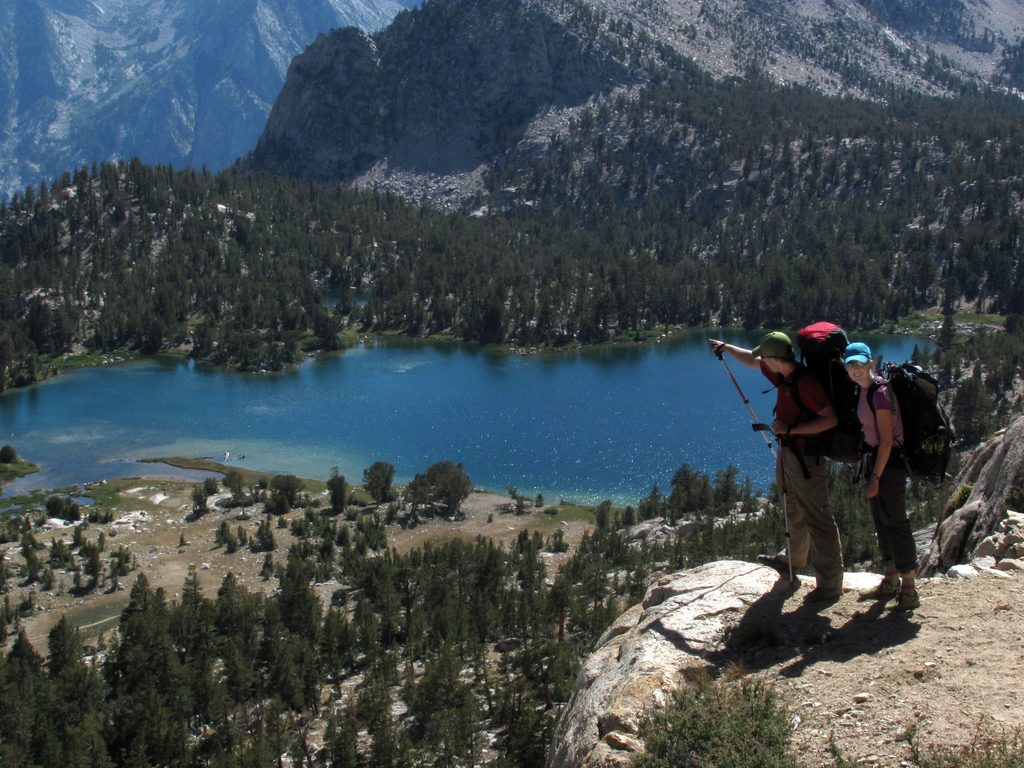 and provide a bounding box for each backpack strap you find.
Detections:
[865,380,908,471]
[777,367,814,480]
[866,380,880,420]
[786,366,812,421]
